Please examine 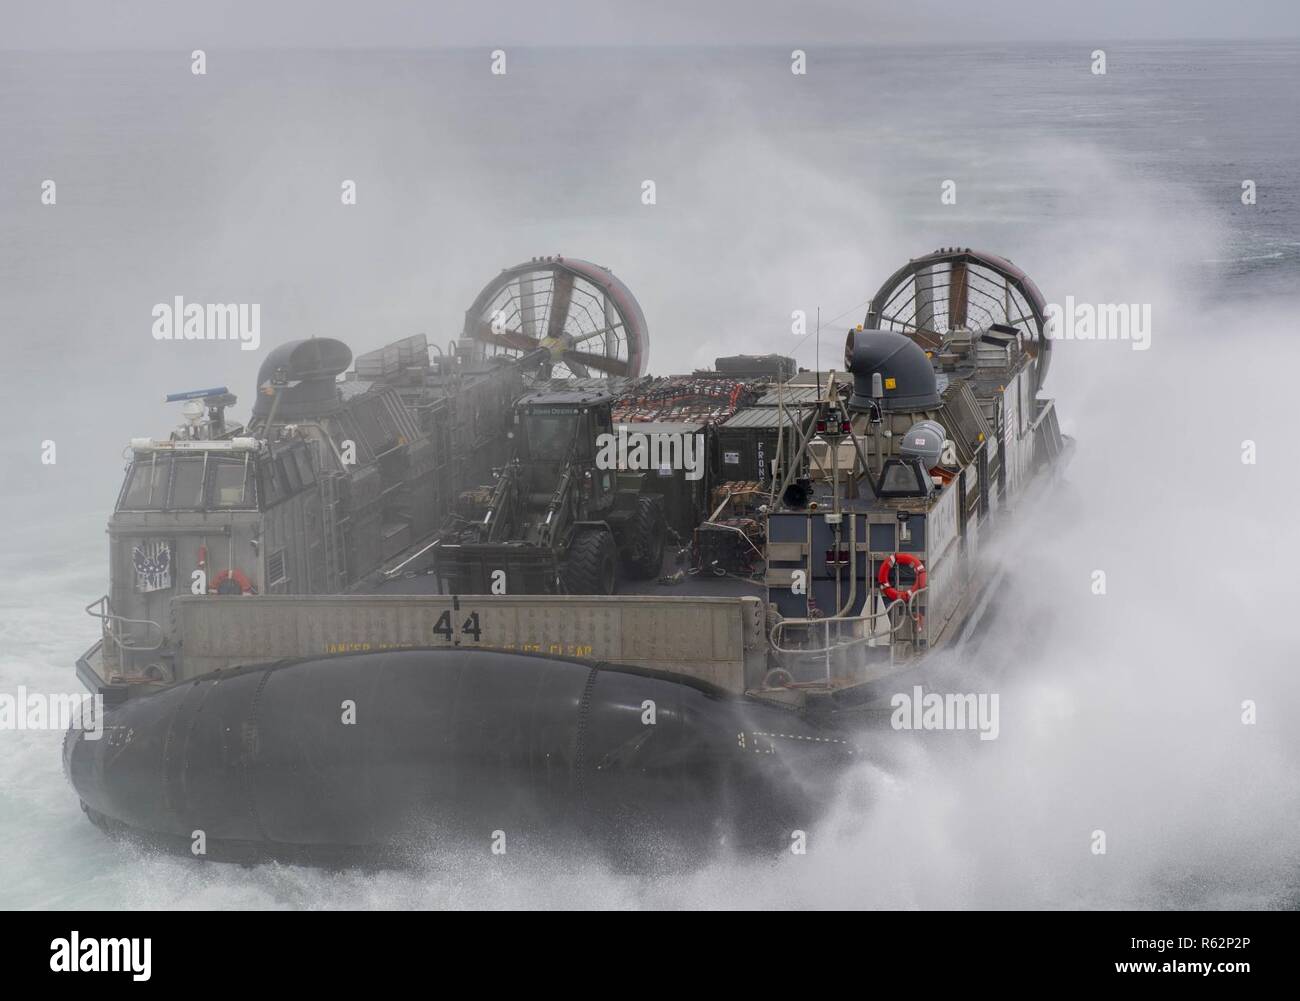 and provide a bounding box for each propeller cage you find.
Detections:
[463,256,649,381]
